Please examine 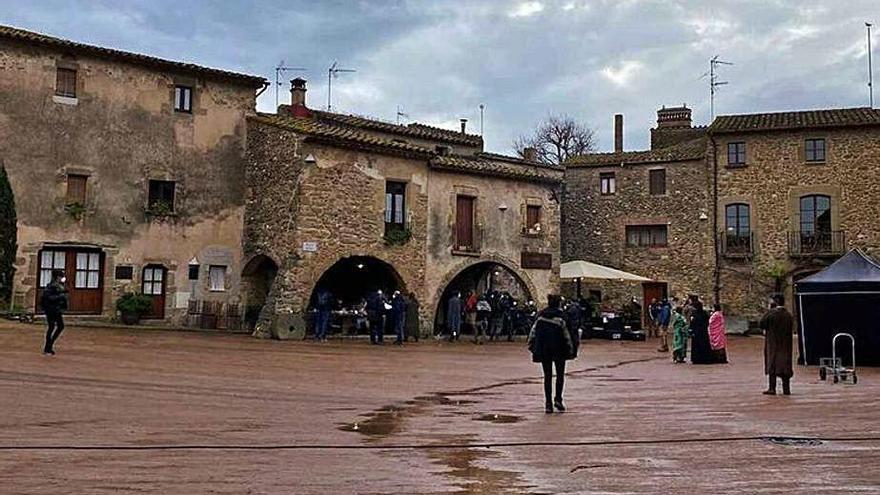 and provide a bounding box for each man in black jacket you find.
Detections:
[40,270,68,355]
[528,295,574,413]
